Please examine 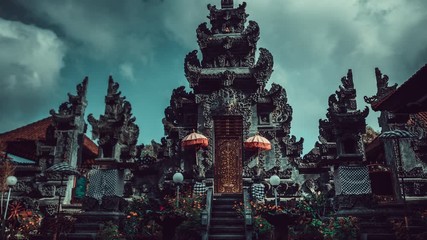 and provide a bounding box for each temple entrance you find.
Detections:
[214,116,243,194]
